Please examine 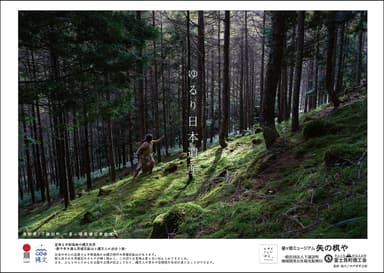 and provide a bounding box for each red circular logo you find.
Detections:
[23,244,31,252]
